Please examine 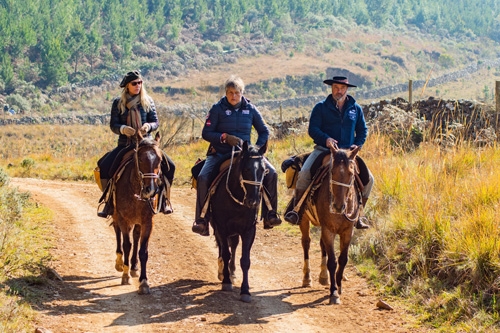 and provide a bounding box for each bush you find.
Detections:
[0,168,8,188]
[5,94,31,113]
